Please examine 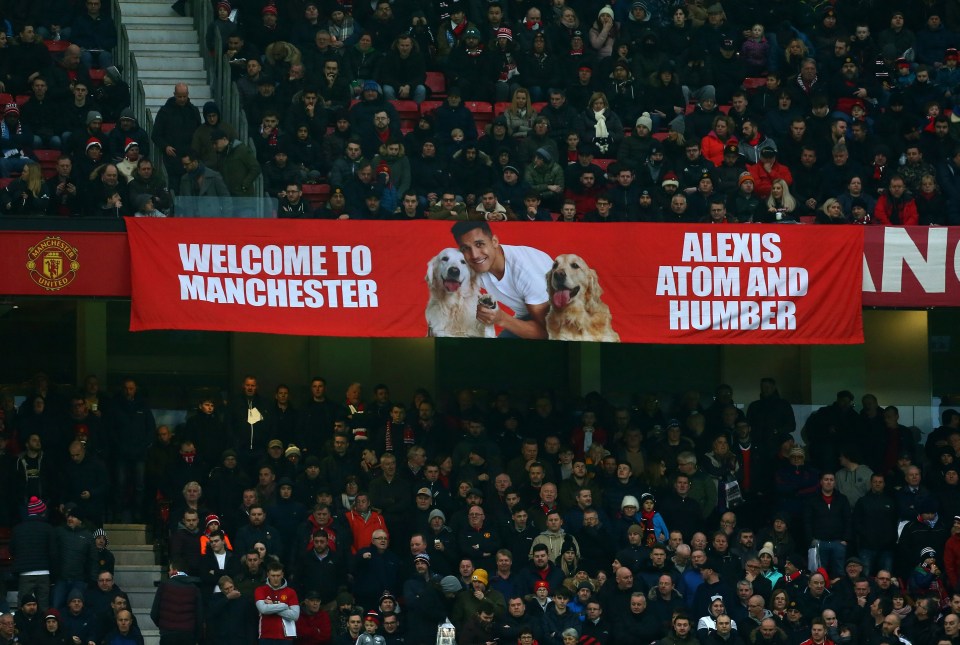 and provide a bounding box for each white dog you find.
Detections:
[425,248,495,337]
